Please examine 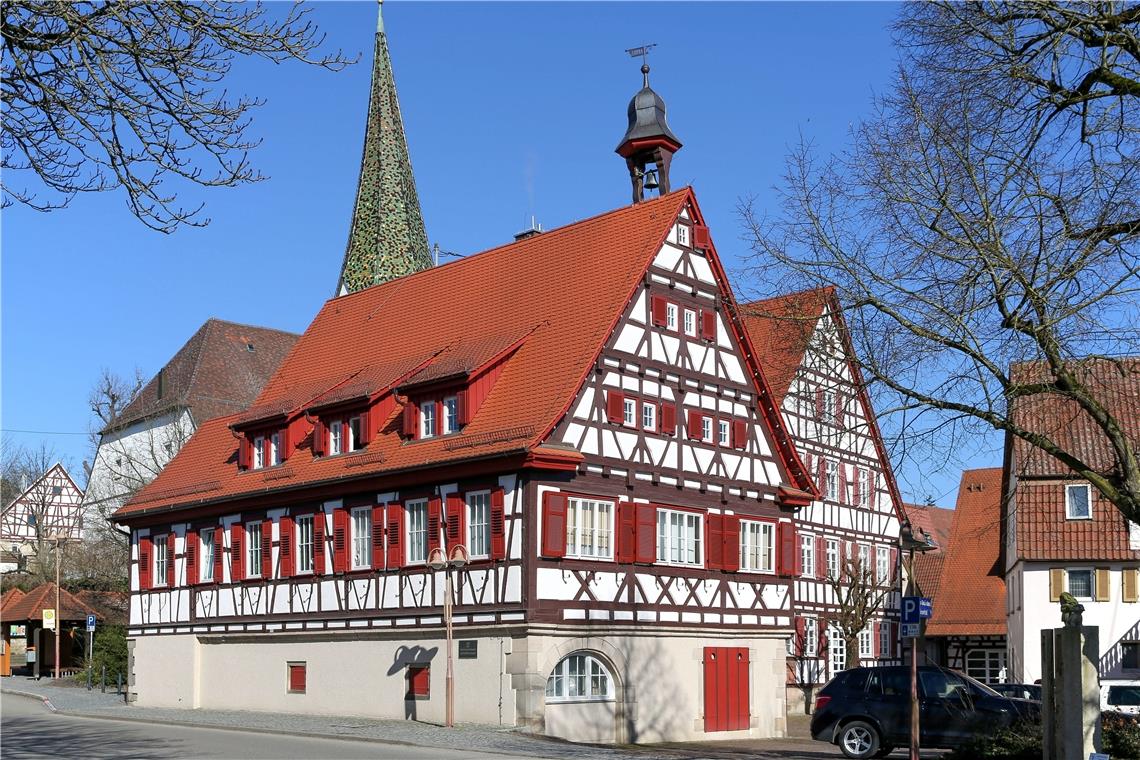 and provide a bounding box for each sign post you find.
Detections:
[42,609,56,631]
[86,614,96,676]
[901,596,933,760]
